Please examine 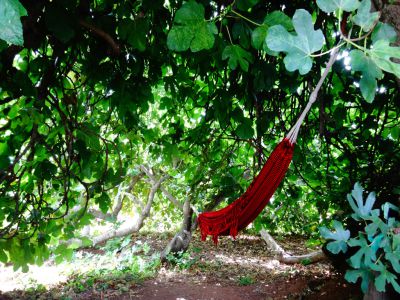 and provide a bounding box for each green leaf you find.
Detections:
[369,39,400,79]
[348,234,377,268]
[349,50,383,103]
[345,269,371,293]
[0,249,8,263]
[392,233,400,250]
[365,222,379,236]
[266,9,325,75]
[54,244,73,264]
[33,160,58,181]
[391,126,400,140]
[347,182,377,218]
[236,118,254,139]
[95,192,111,214]
[167,0,217,52]
[222,45,253,72]
[316,0,360,13]
[118,18,149,51]
[326,240,349,254]
[0,0,27,45]
[251,11,293,51]
[191,22,218,52]
[350,249,365,268]
[372,23,397,44]
[374,268,398,293]
[388,275,400,294]
[386,251,400,273]
[252,25,269,50]
[352,0,380,32]
[382,202,399,220]
[0,142,9,156]
[77,129,101,151]
[232,22,251,49]
[319,220,350,254]
[375,273,386,292]
[263,11,294,31]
